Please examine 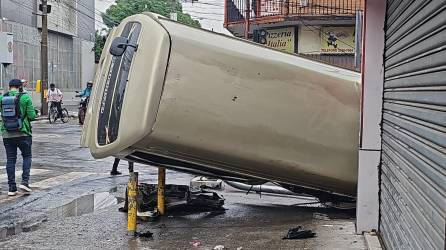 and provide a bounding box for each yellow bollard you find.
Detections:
[127,171,138,236]
[157,167,166,215]
[35,80,41,93]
